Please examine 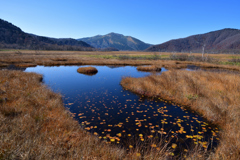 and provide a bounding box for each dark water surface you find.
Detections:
[25,65,219,153]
